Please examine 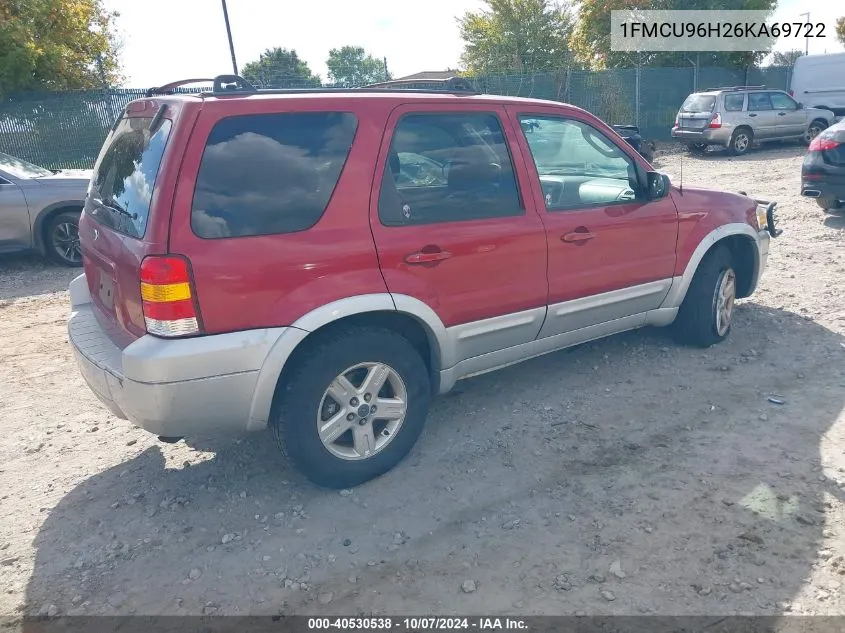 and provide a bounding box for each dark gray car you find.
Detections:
[0,152,91,266]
